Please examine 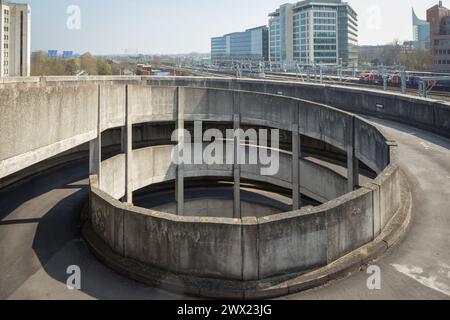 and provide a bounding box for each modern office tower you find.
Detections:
[211,26,269,65]
[0,1,31,77]
[337,4,358,66]
[427,1,450,72]
[412,8,431,49]
[269,0,358,66]
[269,3,294,64]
